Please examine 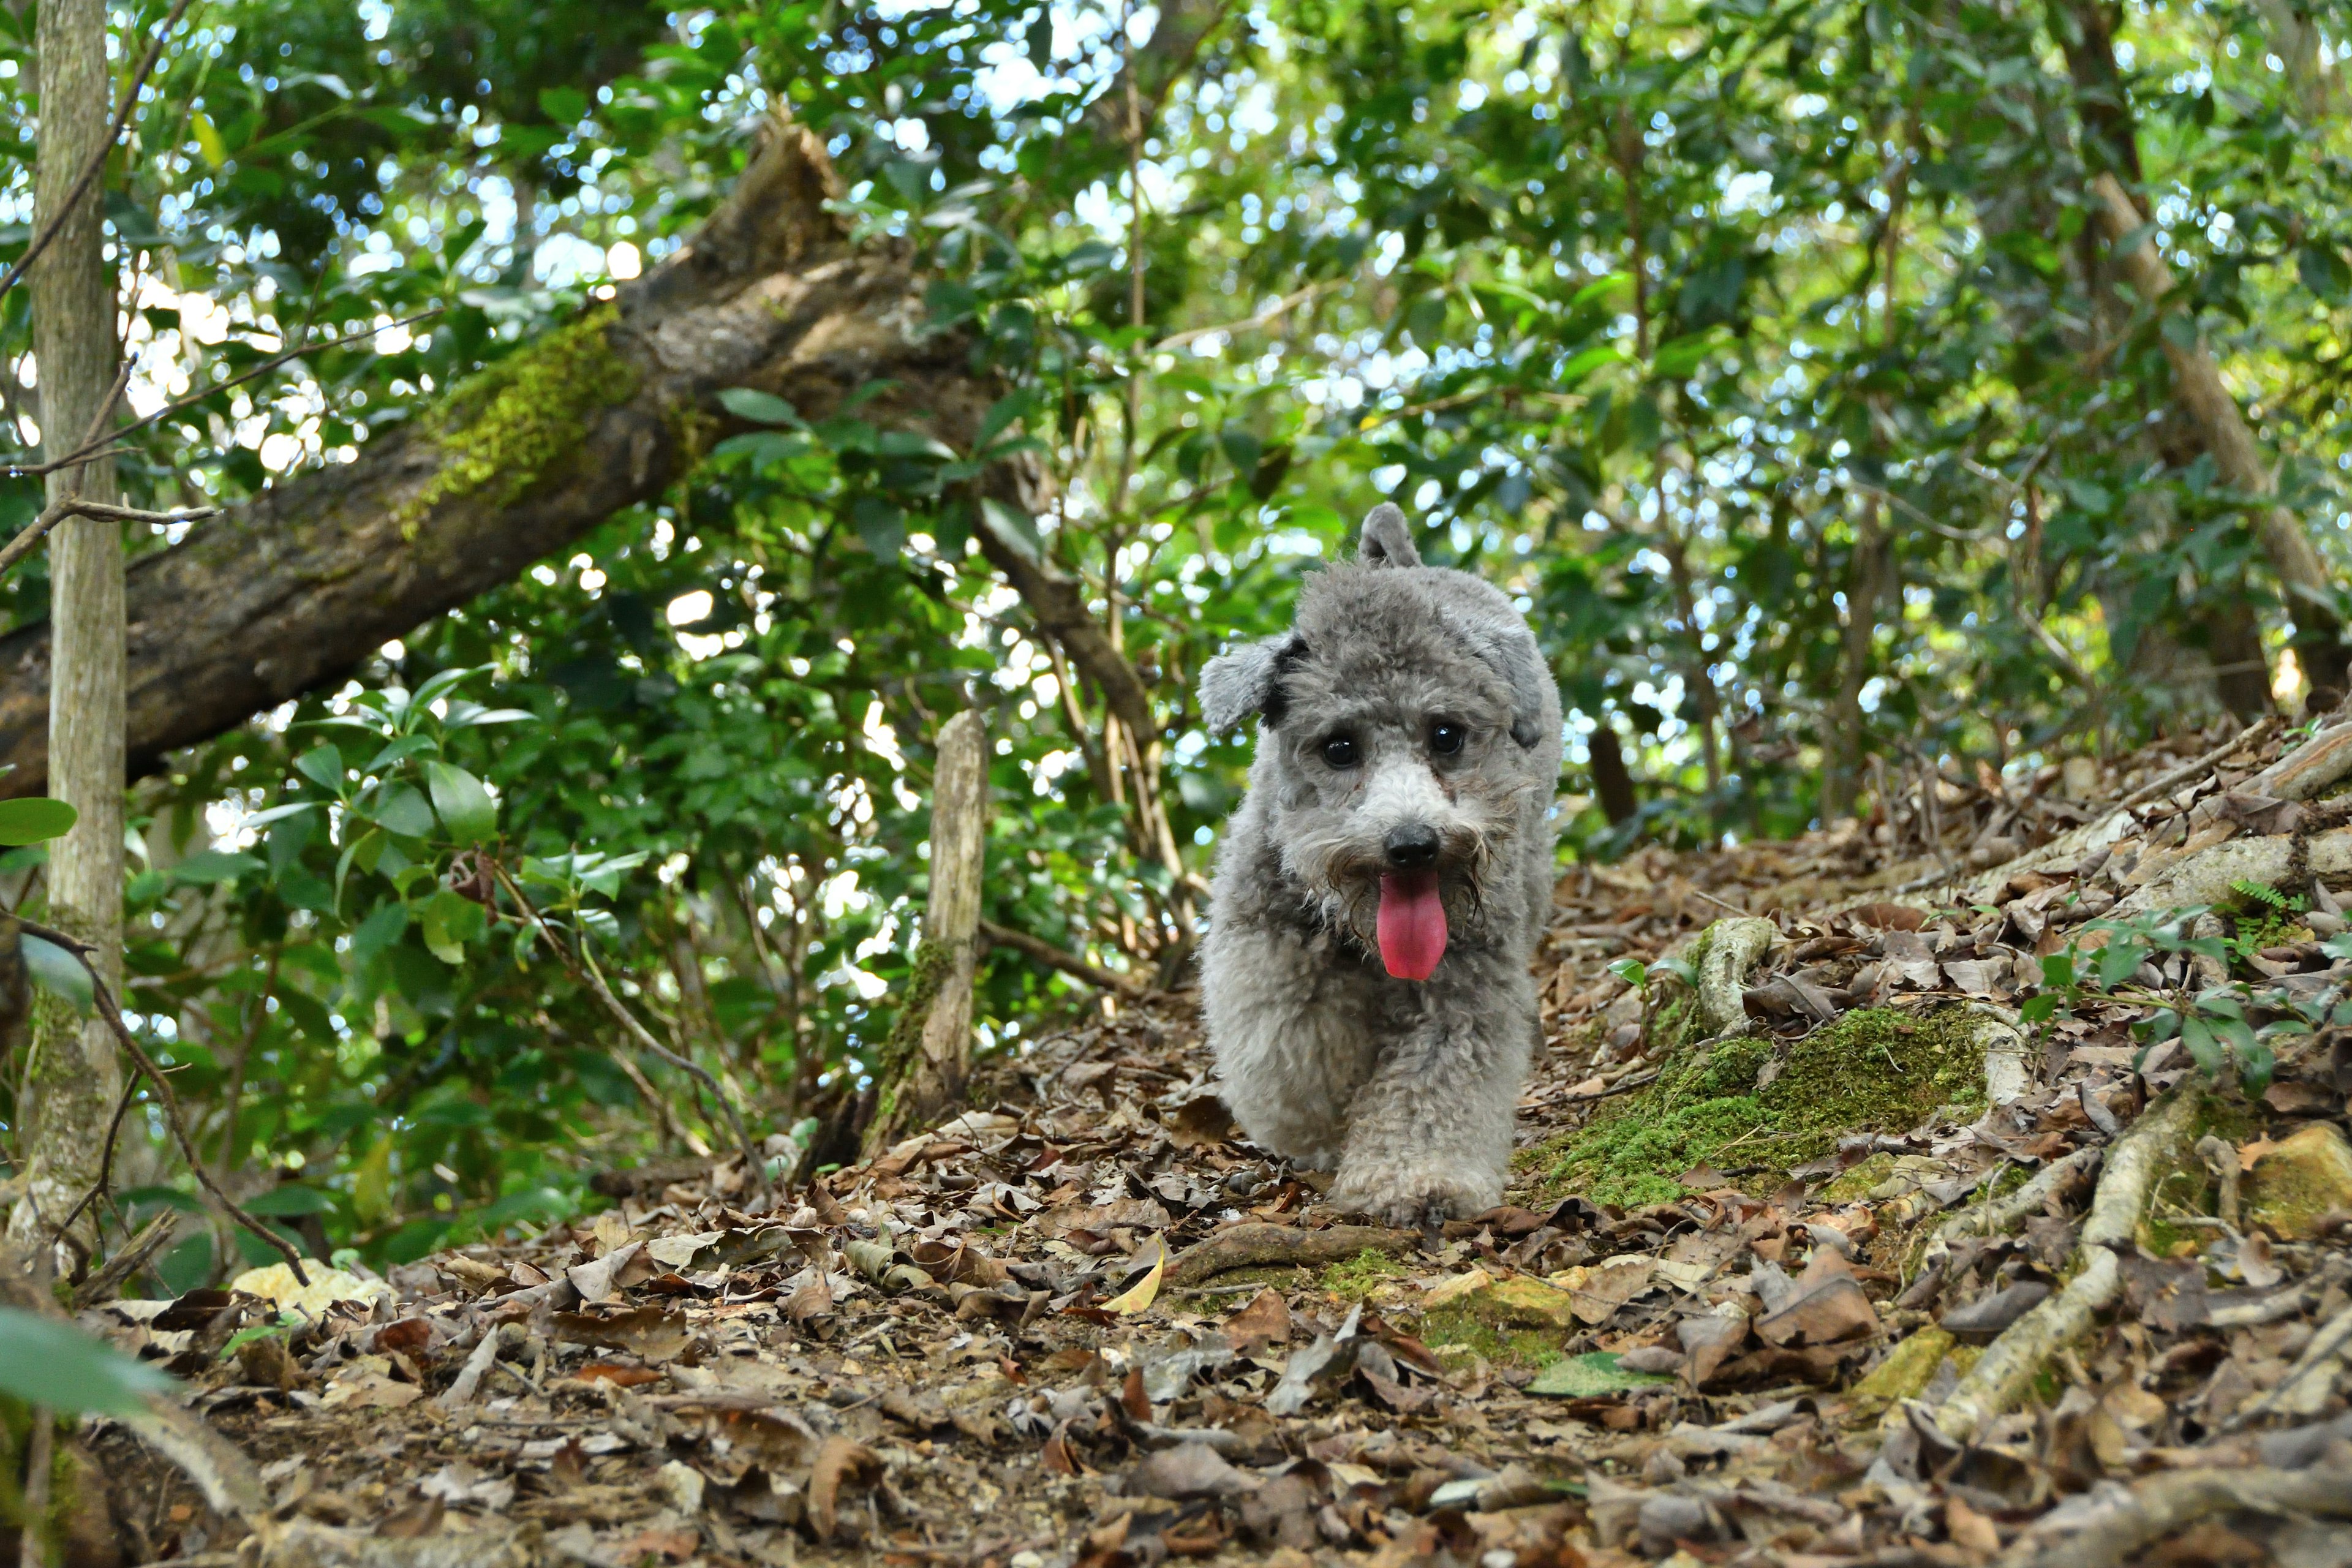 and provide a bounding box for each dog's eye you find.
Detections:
[1430,723,1466,756]
[1320,735,1360,768]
